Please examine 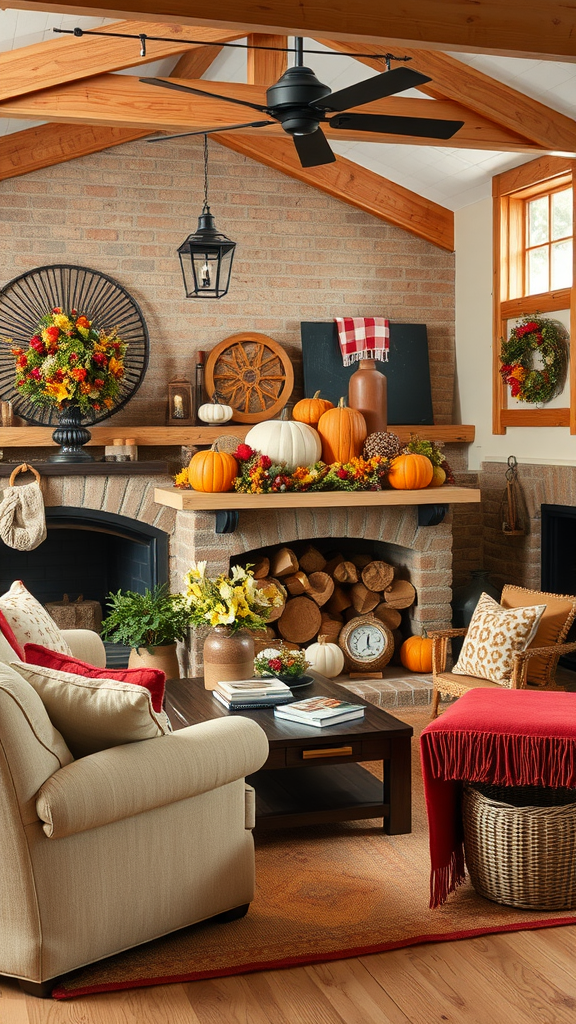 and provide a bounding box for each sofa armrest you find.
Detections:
[36,716,269,839]
[60,629,106,667]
